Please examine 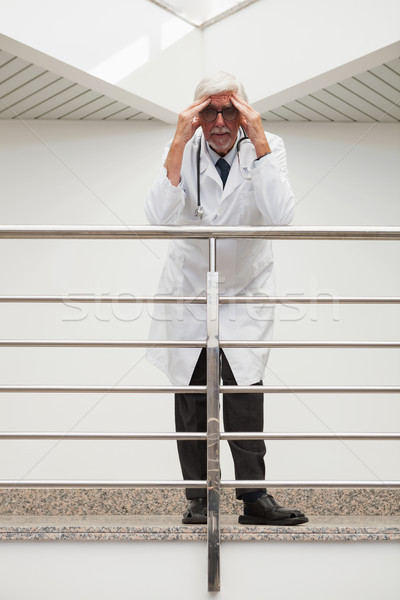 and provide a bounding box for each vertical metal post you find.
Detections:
[207,237,220,592]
